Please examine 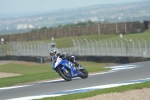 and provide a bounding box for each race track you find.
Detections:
[0,61,150,100]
